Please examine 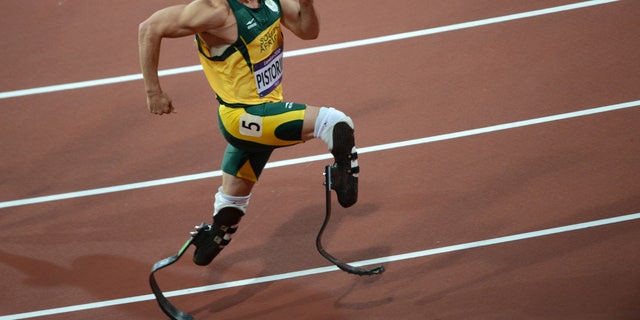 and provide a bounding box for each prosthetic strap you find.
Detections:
[317,165,385,276]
